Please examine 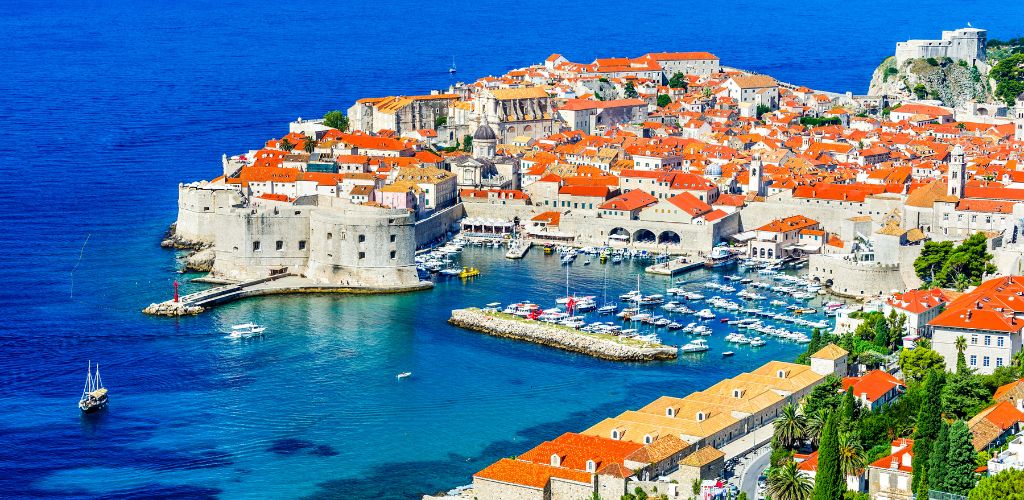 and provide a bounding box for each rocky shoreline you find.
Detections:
[448,308,677,362]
